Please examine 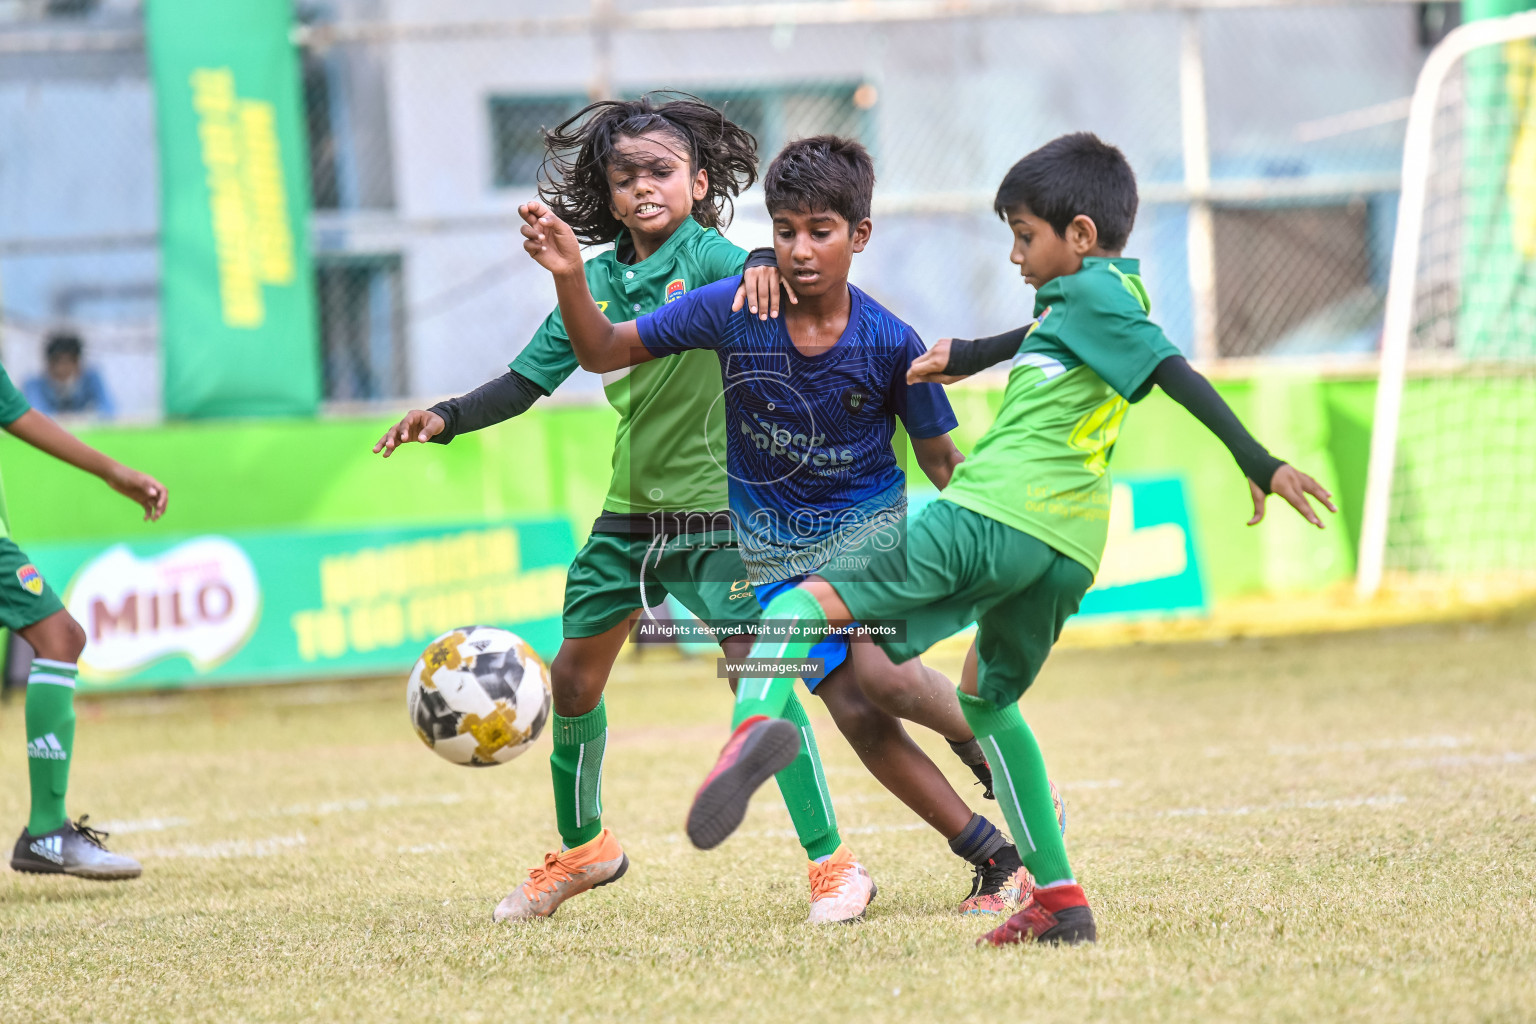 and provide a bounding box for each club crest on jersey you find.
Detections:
[16,564,42,596]
[842,386,870,413]
[665,278,687,303]
[1027,306,1052,336]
